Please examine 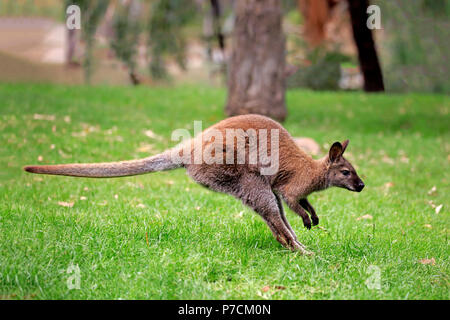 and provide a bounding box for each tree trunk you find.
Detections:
[226,0,287,122]
[66,28,78,66]
[129,71,140,85]
[347,0,384,92]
